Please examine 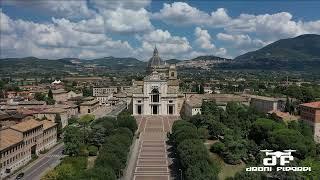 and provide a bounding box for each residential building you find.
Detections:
[80,98,100,114]
[93,87,117,104]
[249,95,285,113]
[34,108,68,128]
[0,129,25,178]
[41,120,58,150]
[67,91,83,99]
[183,94,248,117]
[300,101,320,143]
[52,89,68,102]
[204,86,213,94]
[184,97,202,117]
[0,119,57,178]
